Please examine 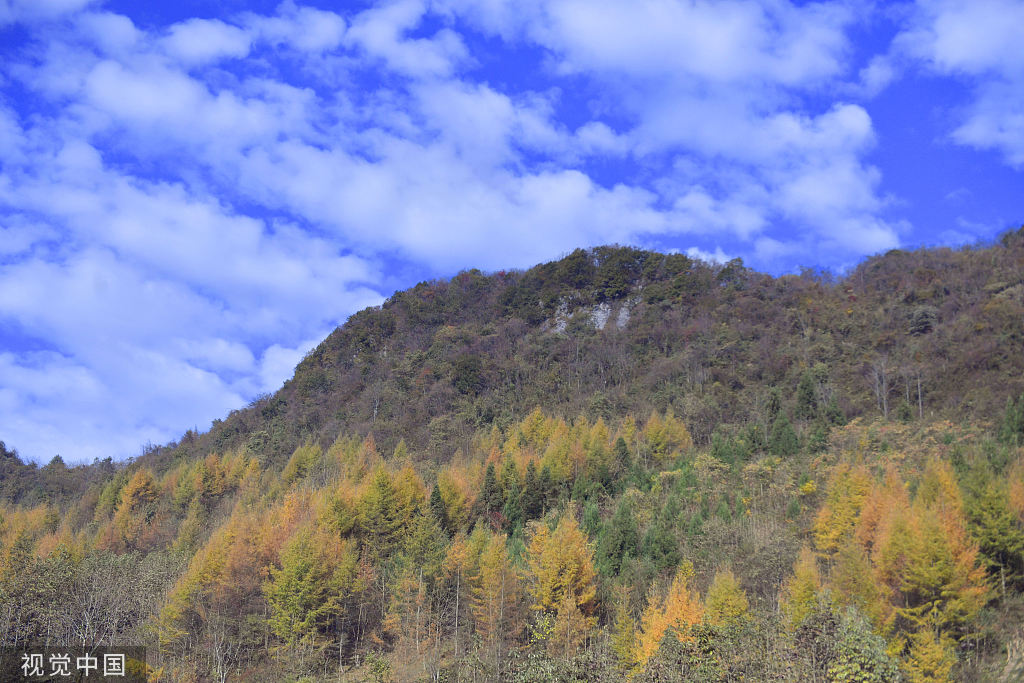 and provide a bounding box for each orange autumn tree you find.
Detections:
[109,468,160,551]
[810,449,991,677]
[851,460,989,640]
[897,503,989,636]
[638,561,703,666]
